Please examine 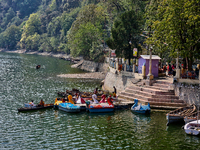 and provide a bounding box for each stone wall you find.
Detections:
[79,60,109,73]
[102,71,140,94]
[174,83,200,105]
